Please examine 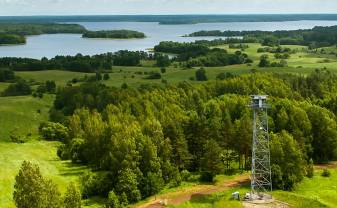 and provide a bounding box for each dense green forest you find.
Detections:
[188,25,337,48]
[0,34,26,45]
[82,30,145,39]
[0,23,86,36]
[0,23,146,45]
[154,41,252,66]
[28,69,336,206]
[0,51,149,72]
